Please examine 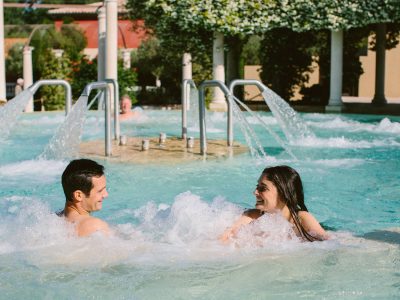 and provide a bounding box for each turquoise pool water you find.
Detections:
[0,110,399,299]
